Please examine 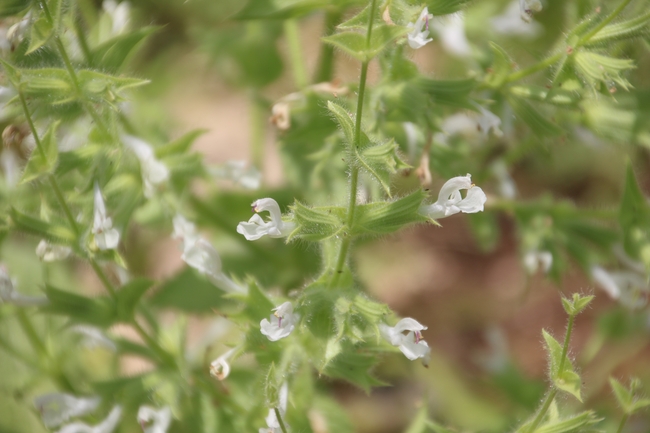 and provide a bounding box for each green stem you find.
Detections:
[577,0,633,46]
[131,319,176,368]
[616,413,629,433]
[0,334,38,369]
[558,314,575,374]
[284,19,307,89]
[274,407,289,433]
[313,9,342,83]
[250,93,265,171]
[89,259,117,299]
[505,52,564,84]
[17,92,46,160]
[72,16,93,64]
[329,0,377,287]
[524,388,558,433]
[16,310,48,359]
